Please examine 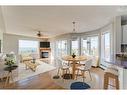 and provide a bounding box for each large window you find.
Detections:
[71,39,79,55]
[81,38,89,55]
[61,40,67,56]
[81,36,99,56]
[101,32,111,61]
[19,40,39,54]
[89,36,99,56]
[55,40,67,58]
